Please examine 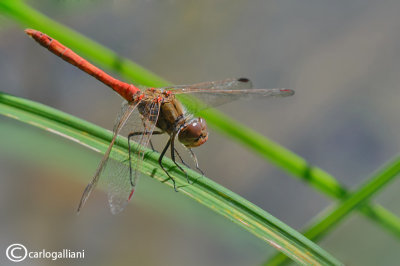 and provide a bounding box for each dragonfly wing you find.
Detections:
[162,78,253,91]
[106,100,161,214]
[166,78,294,113]
[77,100,139,213]
[130,101,161,188]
